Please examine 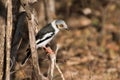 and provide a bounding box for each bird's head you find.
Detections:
[55,20,69,31]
